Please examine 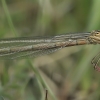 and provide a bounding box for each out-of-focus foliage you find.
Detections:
[0,0,100,100]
